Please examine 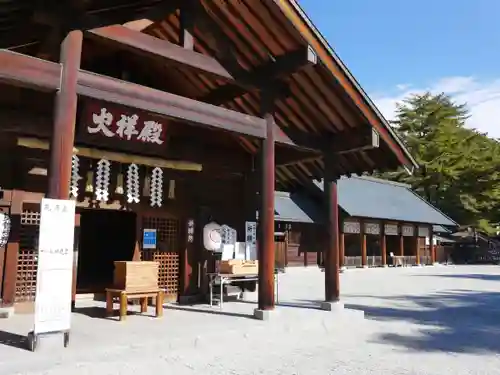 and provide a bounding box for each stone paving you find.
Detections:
[1,265,500,374]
